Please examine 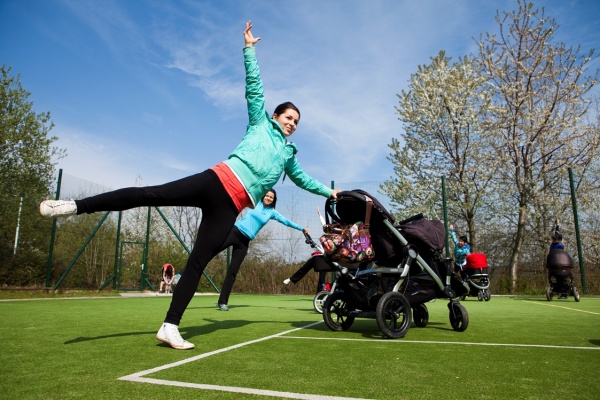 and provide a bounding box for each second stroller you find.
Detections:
[459,253,491,301]
[546,249,580,302]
